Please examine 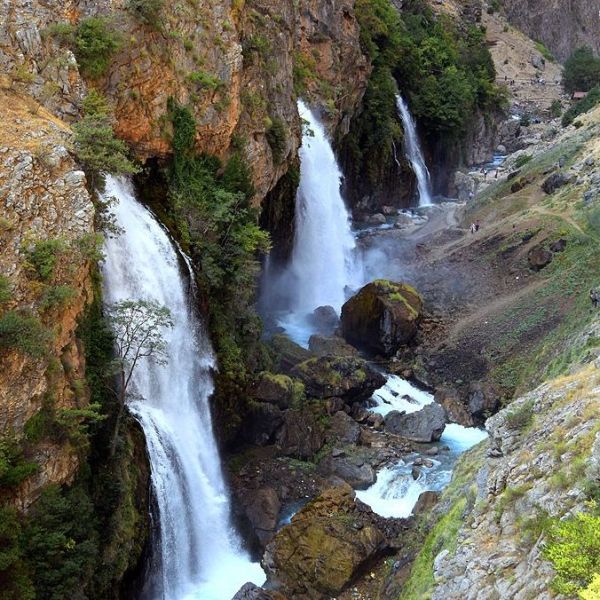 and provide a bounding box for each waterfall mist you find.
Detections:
[101,176,264,600]
[263,100,363,346]
[396,95,433,207]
